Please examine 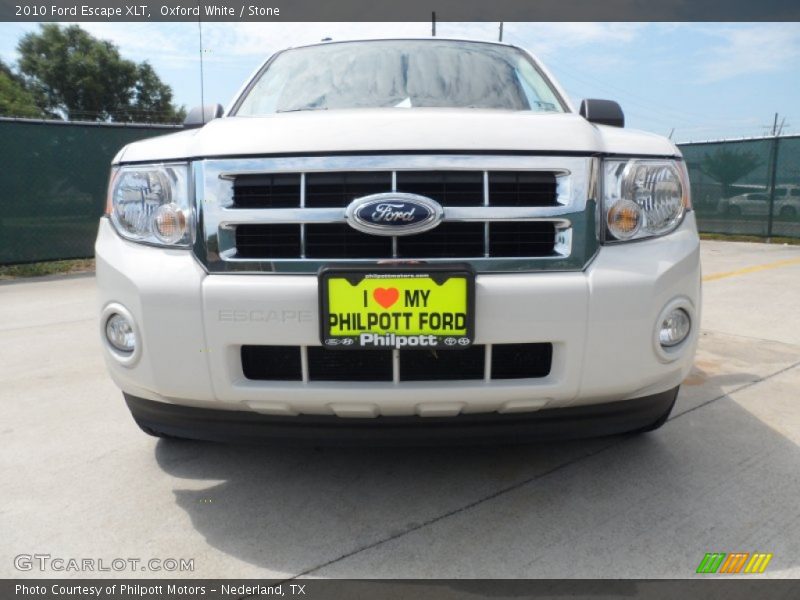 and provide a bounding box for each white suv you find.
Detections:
[96,39,700,443]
